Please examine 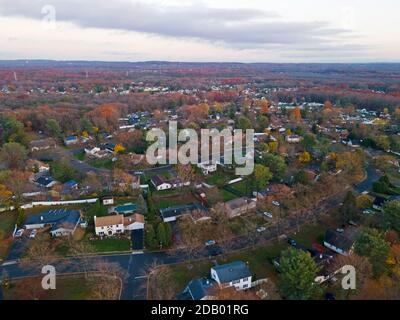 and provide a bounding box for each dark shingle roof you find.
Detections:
[187,278,216,300]
[212,261,251,284]
[25,209,80,232]
[324,229,353,251]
